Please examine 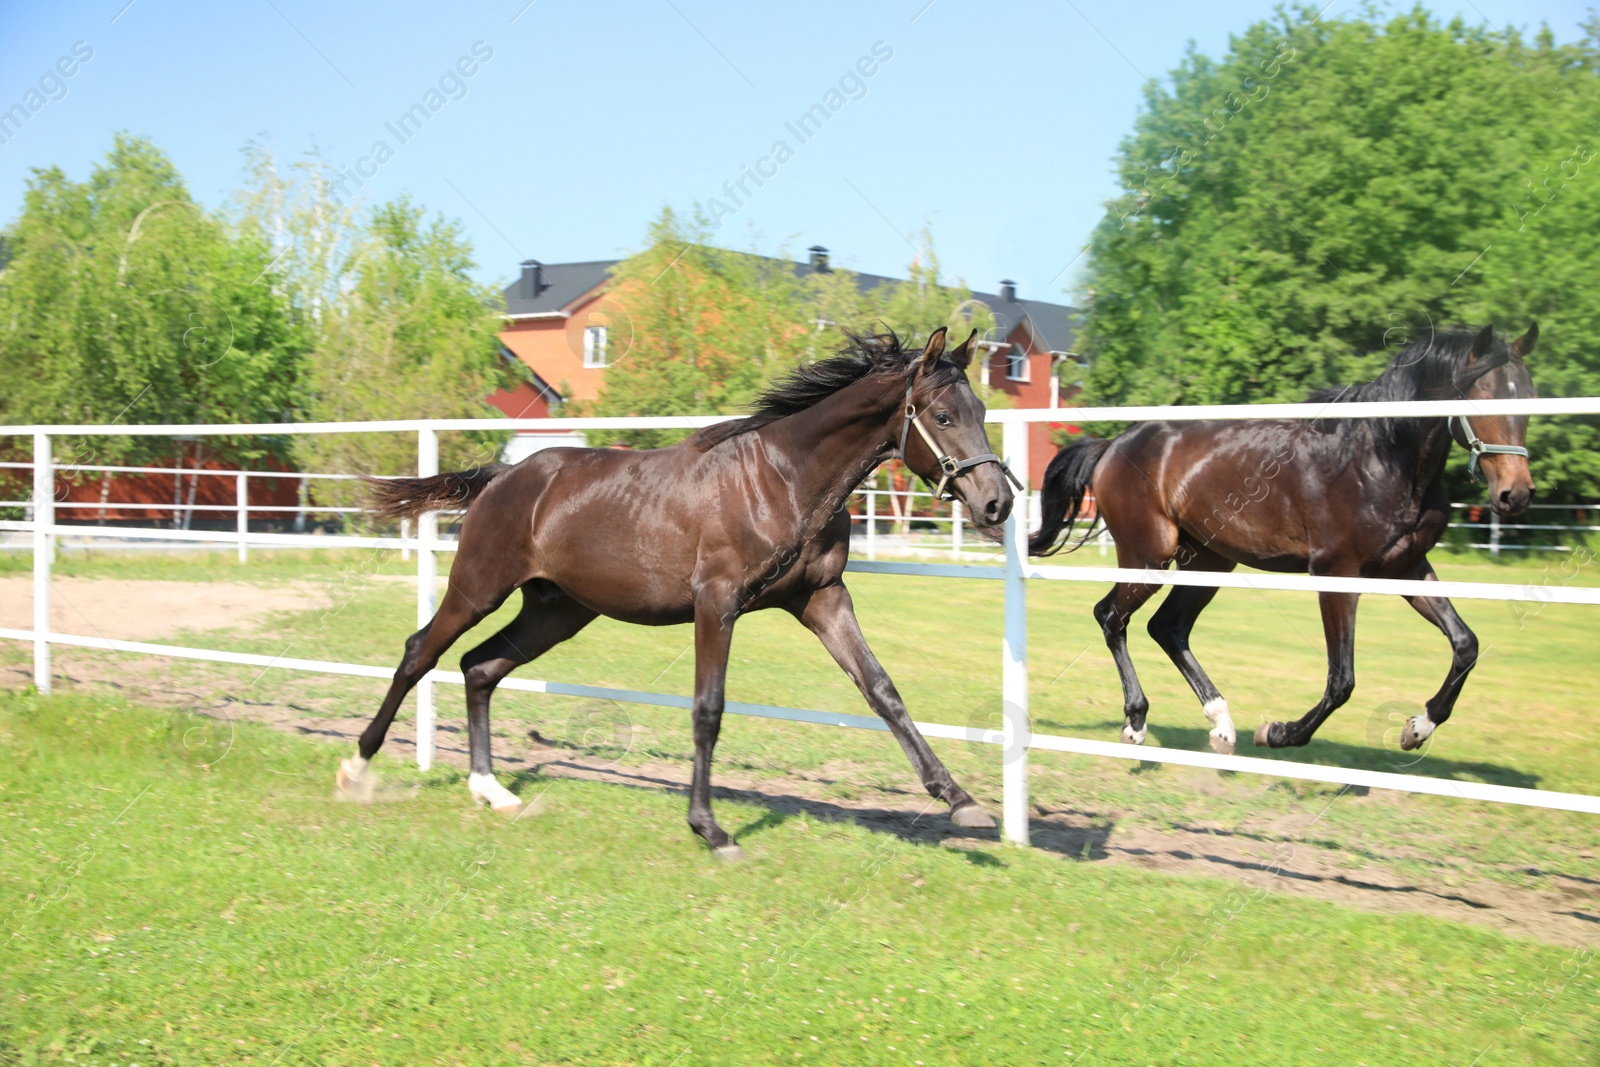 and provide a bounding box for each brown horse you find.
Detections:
[339,328,1013,856]
[1029,324,1537,756]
